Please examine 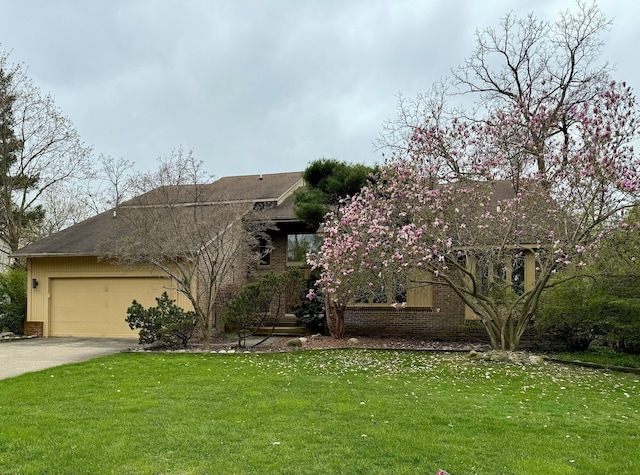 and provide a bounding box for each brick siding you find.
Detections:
[345,282,490,341]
